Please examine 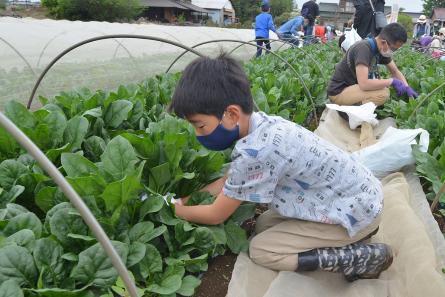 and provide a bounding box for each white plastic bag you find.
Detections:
[341,27,362,51]
[326,102,378,129]
[353,127,430,178]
